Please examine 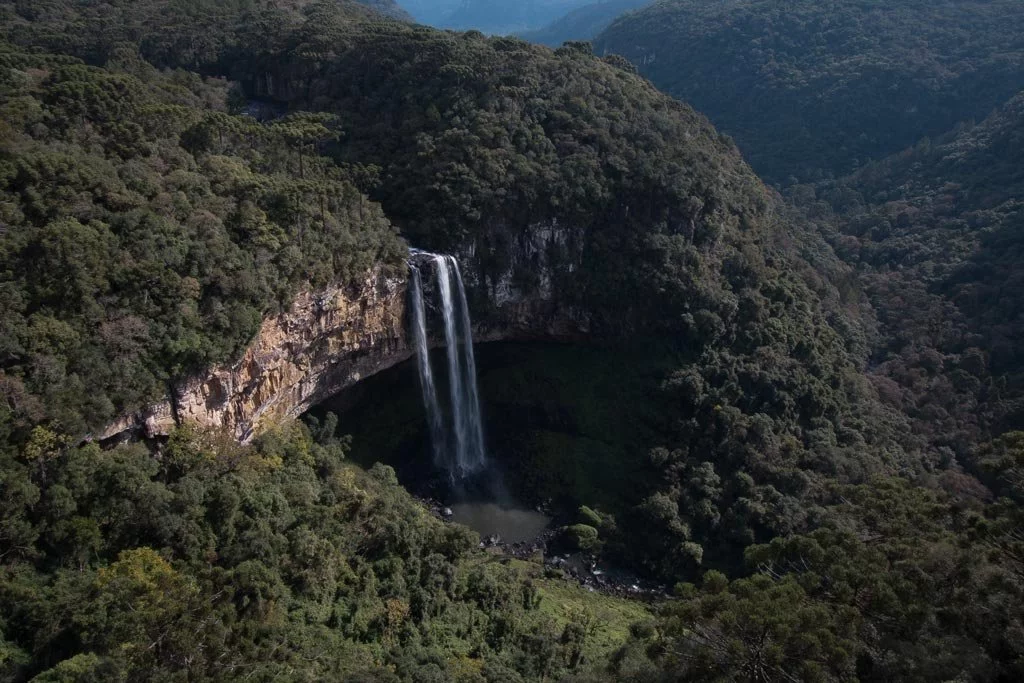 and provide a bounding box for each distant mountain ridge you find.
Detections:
[520,0,650,47]
[425,0,597,34]
[358,0,413,20]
